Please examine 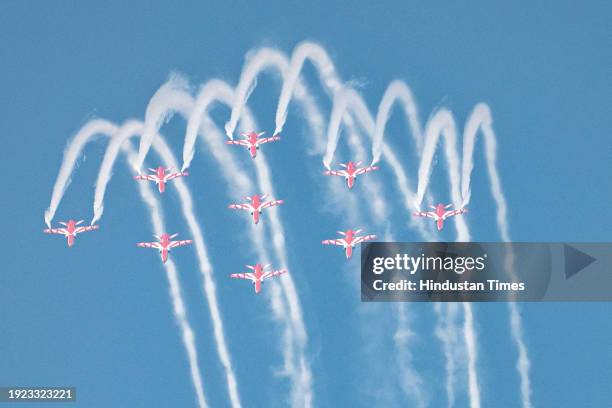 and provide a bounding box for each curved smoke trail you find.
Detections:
[460,104,531,408]
[134,74,192,173]
[44,119,208,408]
[90,117,242,408]
[44,119,118,228]
[371,79,424,164]
[263,42,432,404]
[136,73,313,406]
[130,150,209,408]
[187,89,310,399]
